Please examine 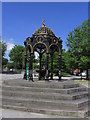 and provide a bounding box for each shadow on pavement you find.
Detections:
[2,71,21,74]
